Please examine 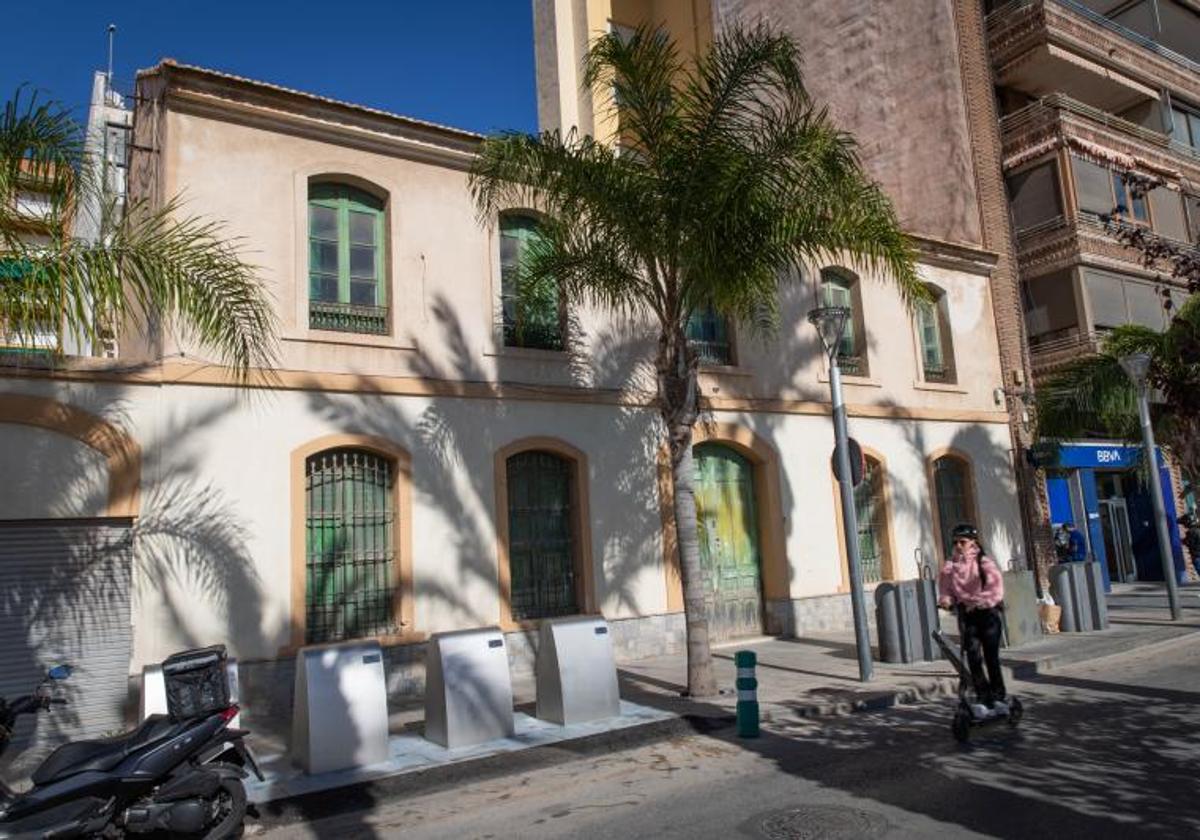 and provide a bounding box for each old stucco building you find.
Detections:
[1,10,1029,736]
